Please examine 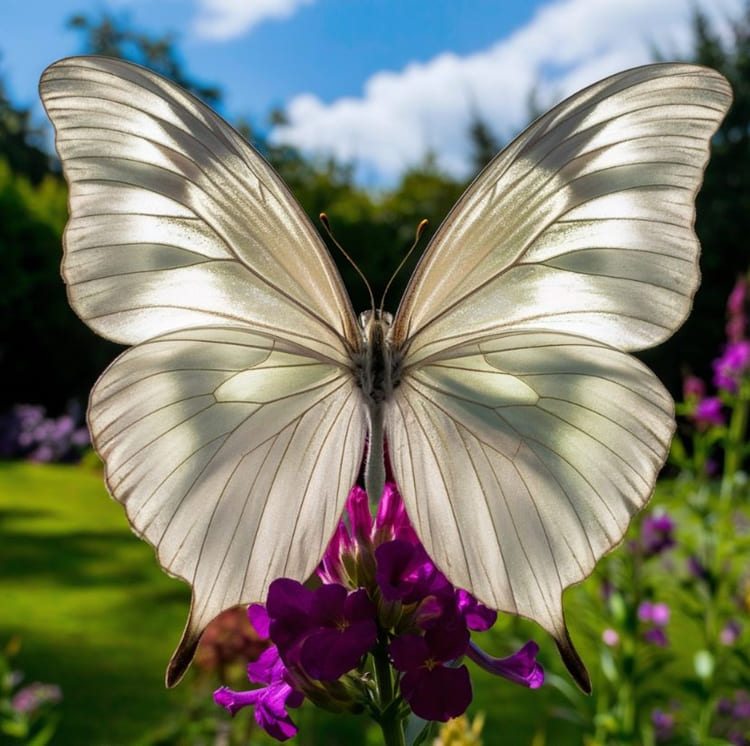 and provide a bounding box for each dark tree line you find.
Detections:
[2,8,749,410]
